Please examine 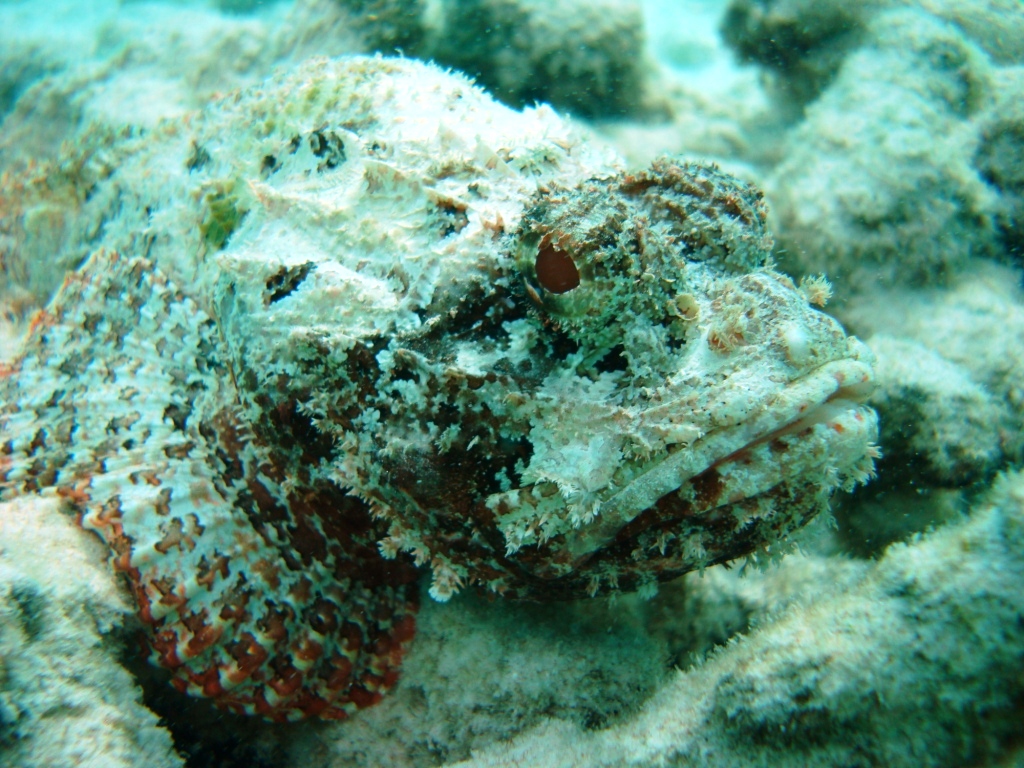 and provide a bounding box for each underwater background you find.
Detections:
[1,0,1023,766]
